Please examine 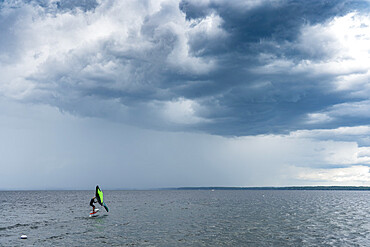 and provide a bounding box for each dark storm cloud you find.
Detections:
[1,0,370,136]
[54,0,98,11]
[170,2,364,135]
[176,0,370,135]
[180,0,368,41]
[28,0,99,11]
